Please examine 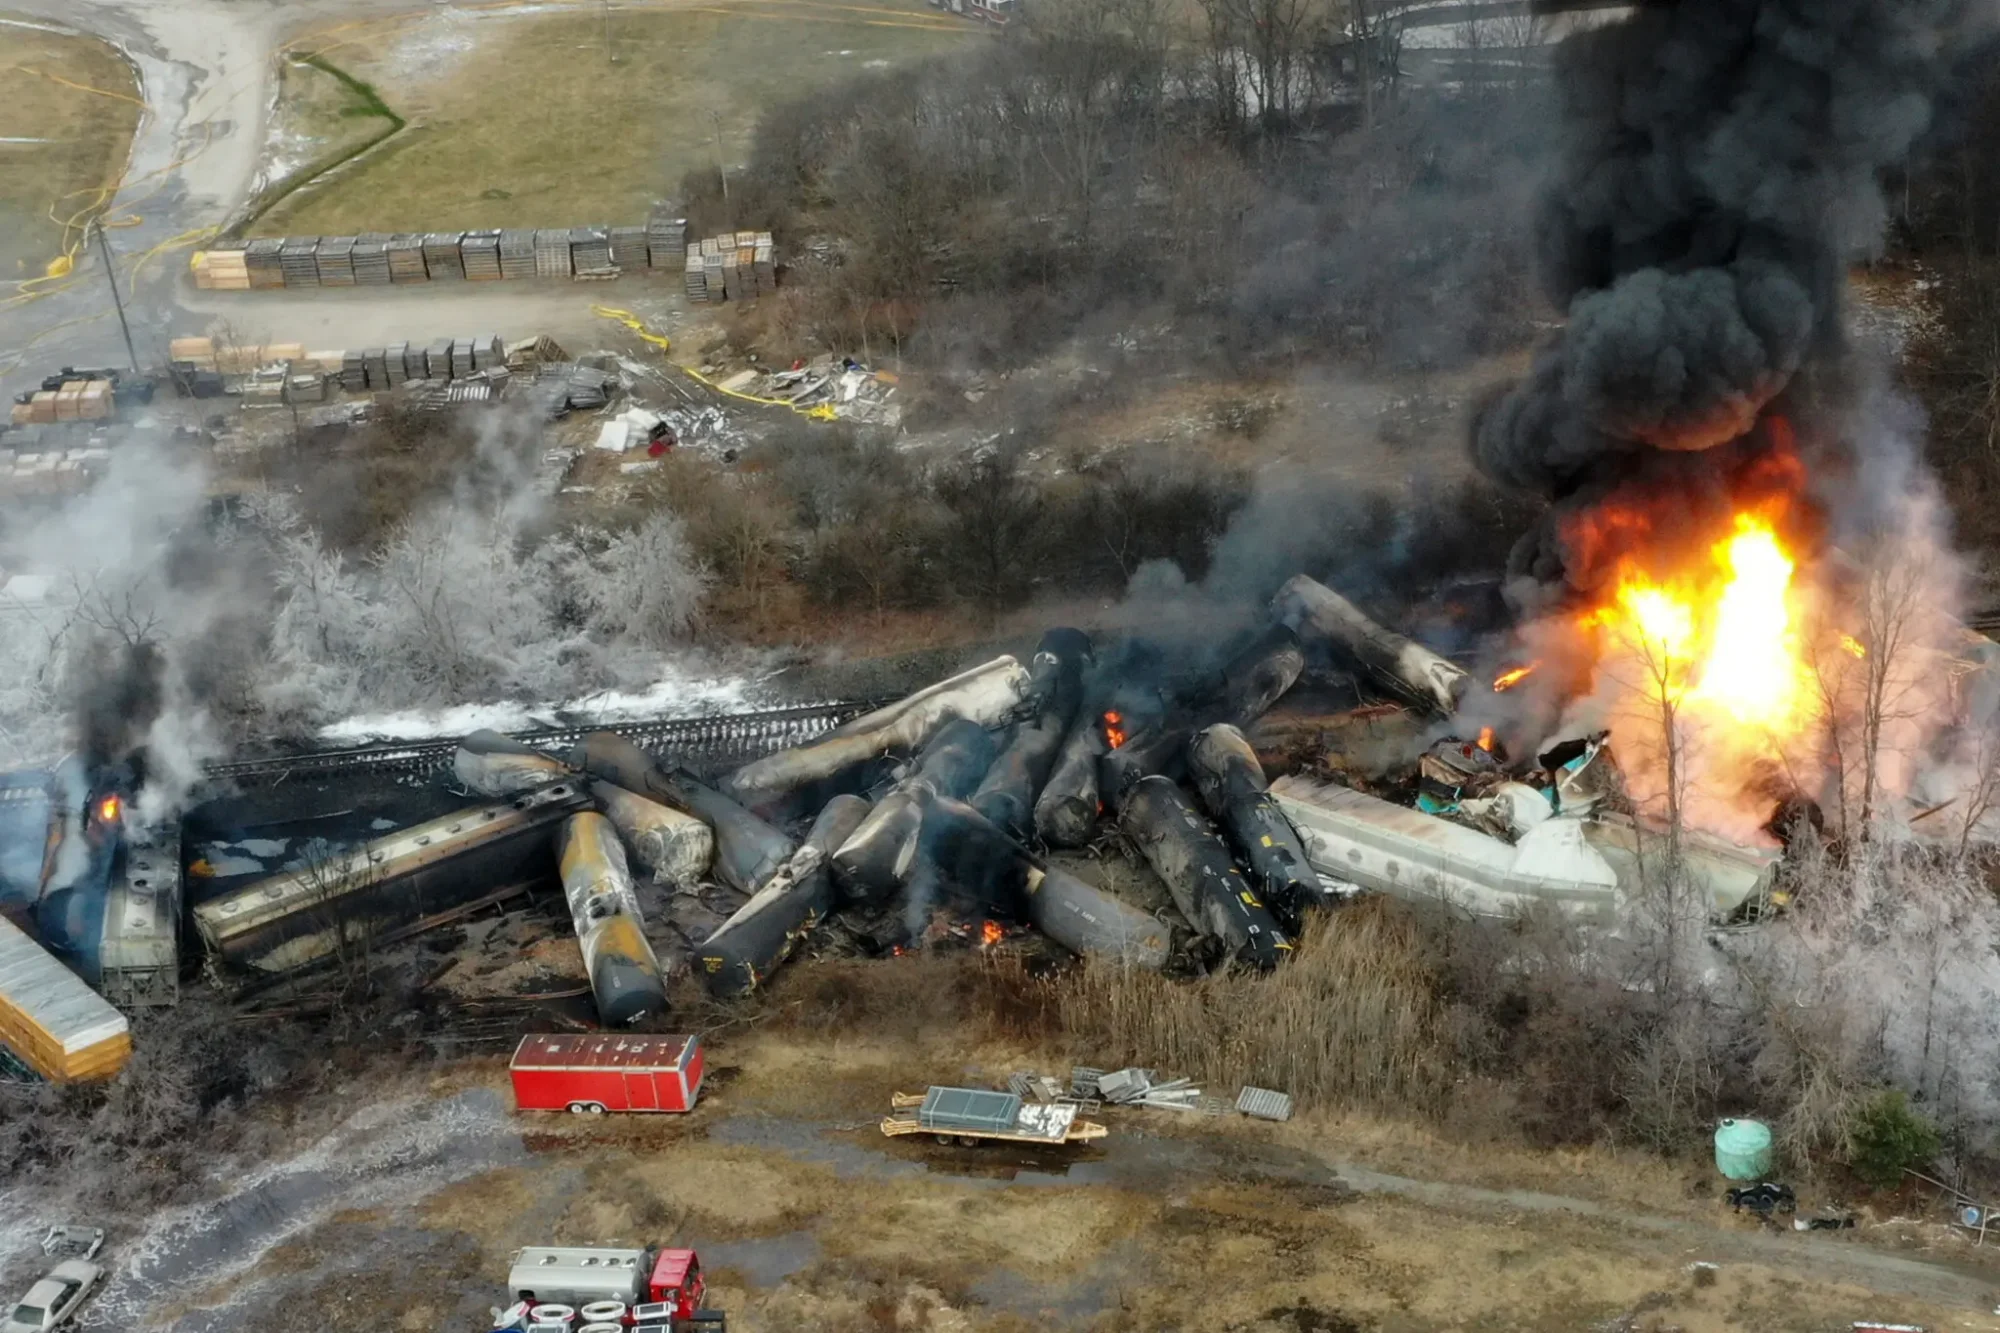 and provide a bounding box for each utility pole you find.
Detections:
[603,0,615,62]
[92,218,140,375]
[710,111,729,205]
